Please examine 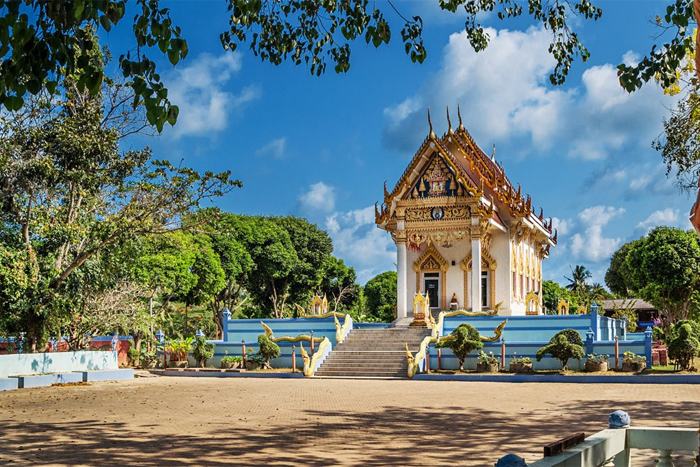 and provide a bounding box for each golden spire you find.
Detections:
[457,103,465,132]
[428,108,435,139]
[446,105,453,135]
[491,144,496,161]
